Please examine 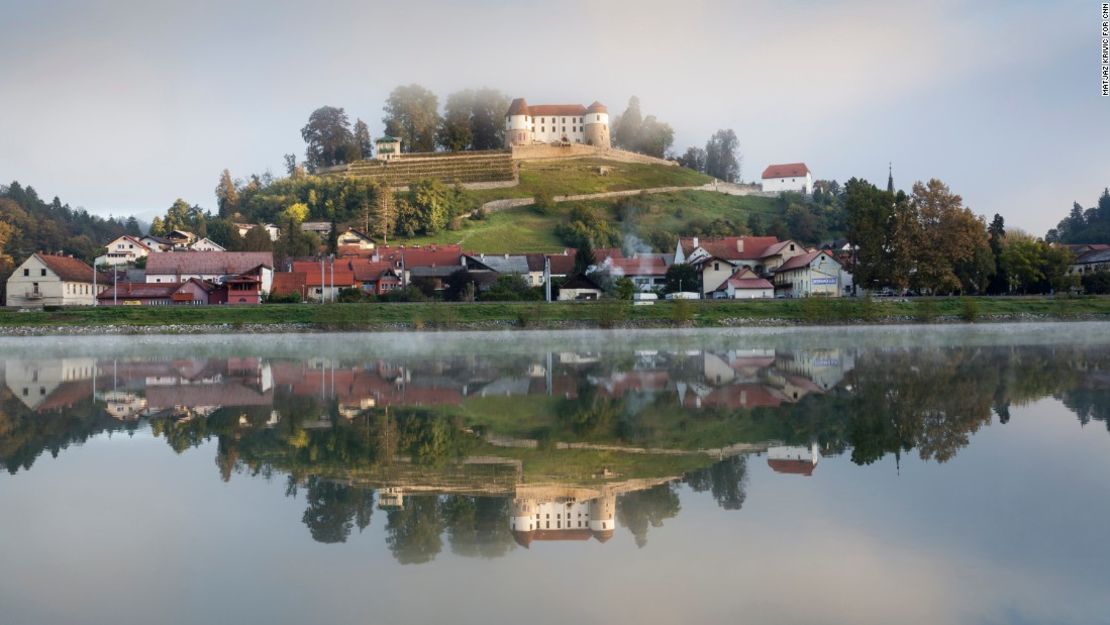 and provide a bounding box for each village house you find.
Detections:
[140,234,173,252]
[5,253,99,308]
[94,235,152,268]
[300,221,332,237]
[4,357,97,411]
[235,223,281,241]
[144,251,274,295]
[95,278,218,306]
[598,253,671,292]
[767,443,821,477]
[772,250,845,297]
[163,230,197,248]
[289,260,356,302]
[675,236,806,295]
[188,237,226,252]
[711,268,775,299]
[336,228,376,253]
[558,274,604,300]
[761,162,813,195]
[1066,244,1110,276]
[374,136,401,160]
